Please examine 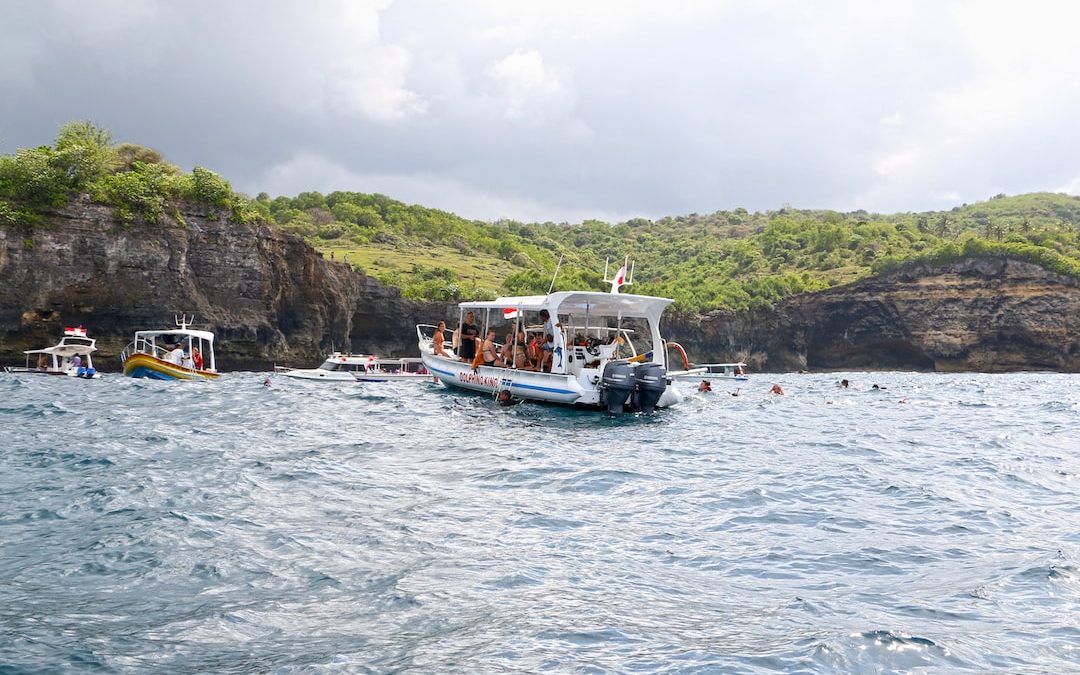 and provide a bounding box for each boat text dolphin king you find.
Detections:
[119,314,220,381]
[417,260,682,413]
